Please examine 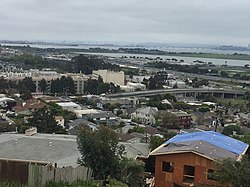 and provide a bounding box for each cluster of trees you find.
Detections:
[147,71,168,90]
[147,62,218,75]
[213,156,250,187]
[27,107,66,134]
[3,54,121,75]
[147,94,175,110]
[0,76,36,100]
[155,111,179,130]
[0,75,77,99]
[71,54,120,74]
[77,125,144,186]
[84,76,120,95]
[27,103,76,134]
[190,77,209,88]
[50,76,75,95]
